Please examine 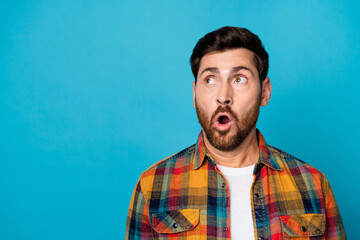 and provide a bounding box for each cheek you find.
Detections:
[196,96,215,114]
[235,86,261,102]
[233,93,260,114]
[195,90,211,106]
